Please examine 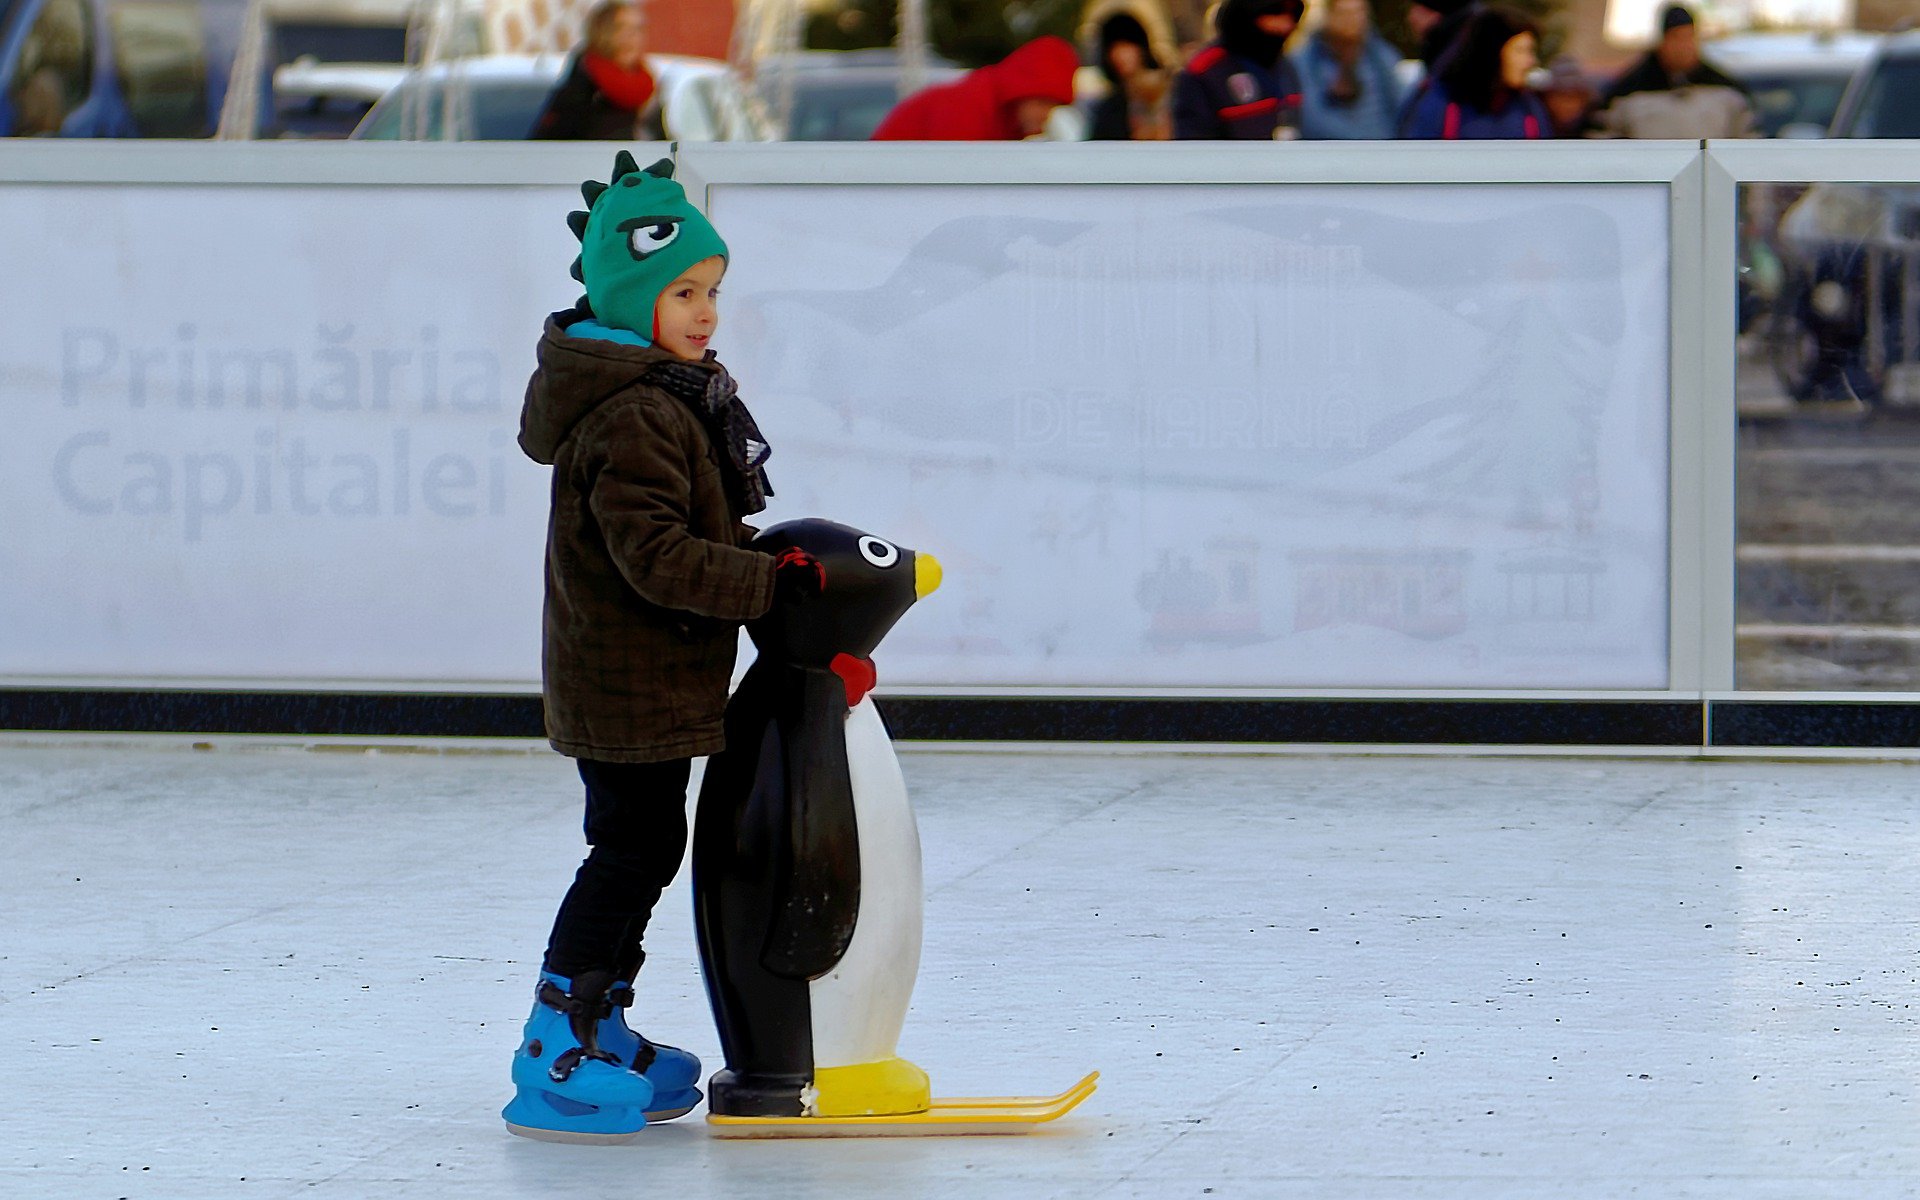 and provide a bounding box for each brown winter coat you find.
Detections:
[519,312,777,762]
